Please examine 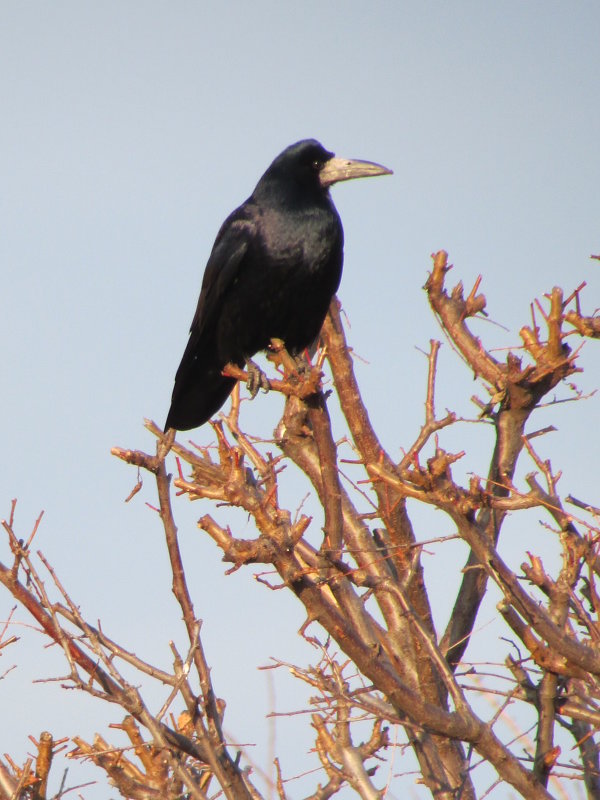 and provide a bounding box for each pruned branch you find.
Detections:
[3,250,600,800]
